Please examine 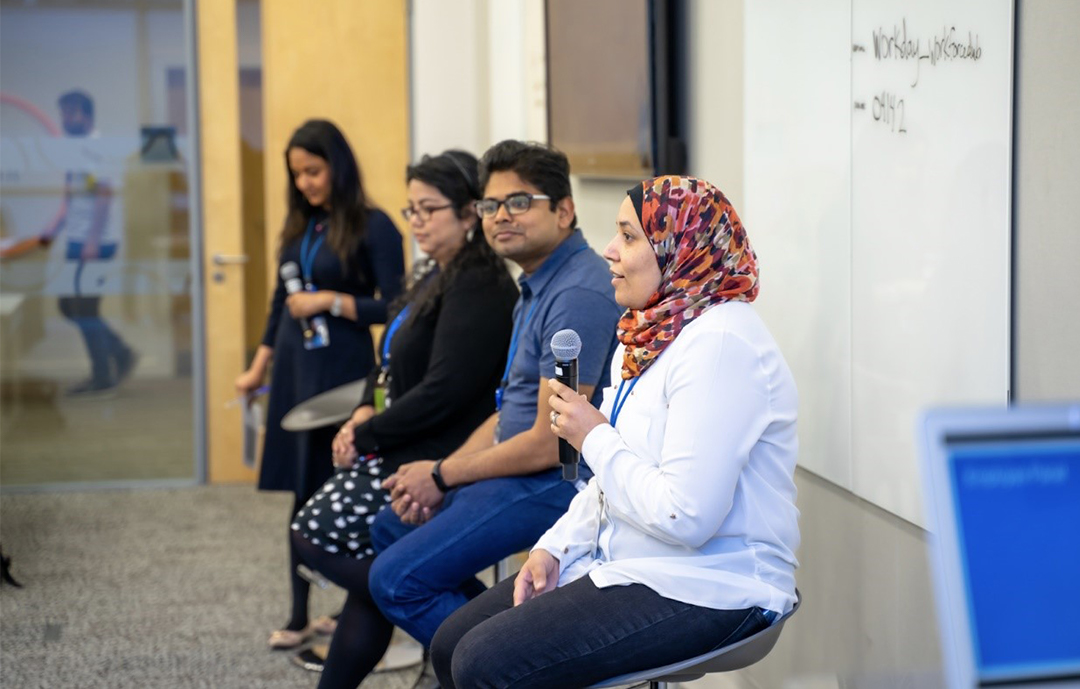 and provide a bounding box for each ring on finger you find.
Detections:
[550,410,559,426]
